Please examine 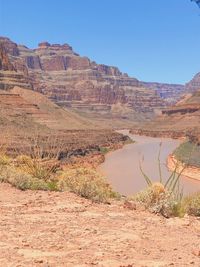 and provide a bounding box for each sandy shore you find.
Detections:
[167,155,200,182]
